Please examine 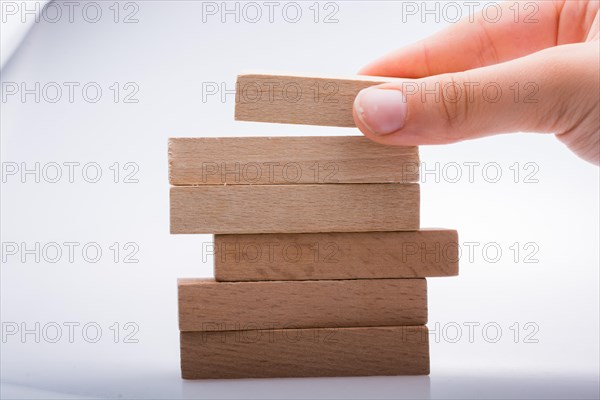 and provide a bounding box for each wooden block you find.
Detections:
[235,73,397,127]
[178,278,427,331]
[214,229,458,281]
[170,184,420,234]
[168,136,419,185]
[181,325,430,379]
